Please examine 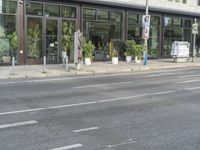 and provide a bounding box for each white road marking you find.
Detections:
[177,74,200,78]
[49,144,83,150]
[73,81,134,89]
[185,86,200,90]
[73,127,99,133]
[176,79,200,84]
[0,86,200,116]
[0,90,175,116]
[0,120,37,129]
[106,139,136,148]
